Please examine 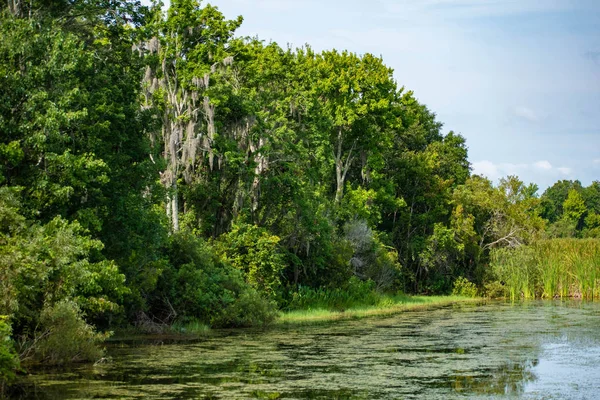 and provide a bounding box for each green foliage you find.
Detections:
[343,220,402,290]
[150,232,277,328]
[582,182,600,214]
[1,0,160,326]
[212,289,278,328]
[547,218,577,238]
[35,300,108,365]
[483,281,506,299]
[3,0,600,378]
[563,189,587,227]
[216,223,286,300]
[539,180,583,223]
[338,186,383,226]
[420,224,465,292]
[34,299,111,365]
[491,239,600,300]
[451,277,478,298]
[0,316,19,392]
[543,182,600,238]
[0,187,127,333]
[287,277,380,311]
[583,212,600,238]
